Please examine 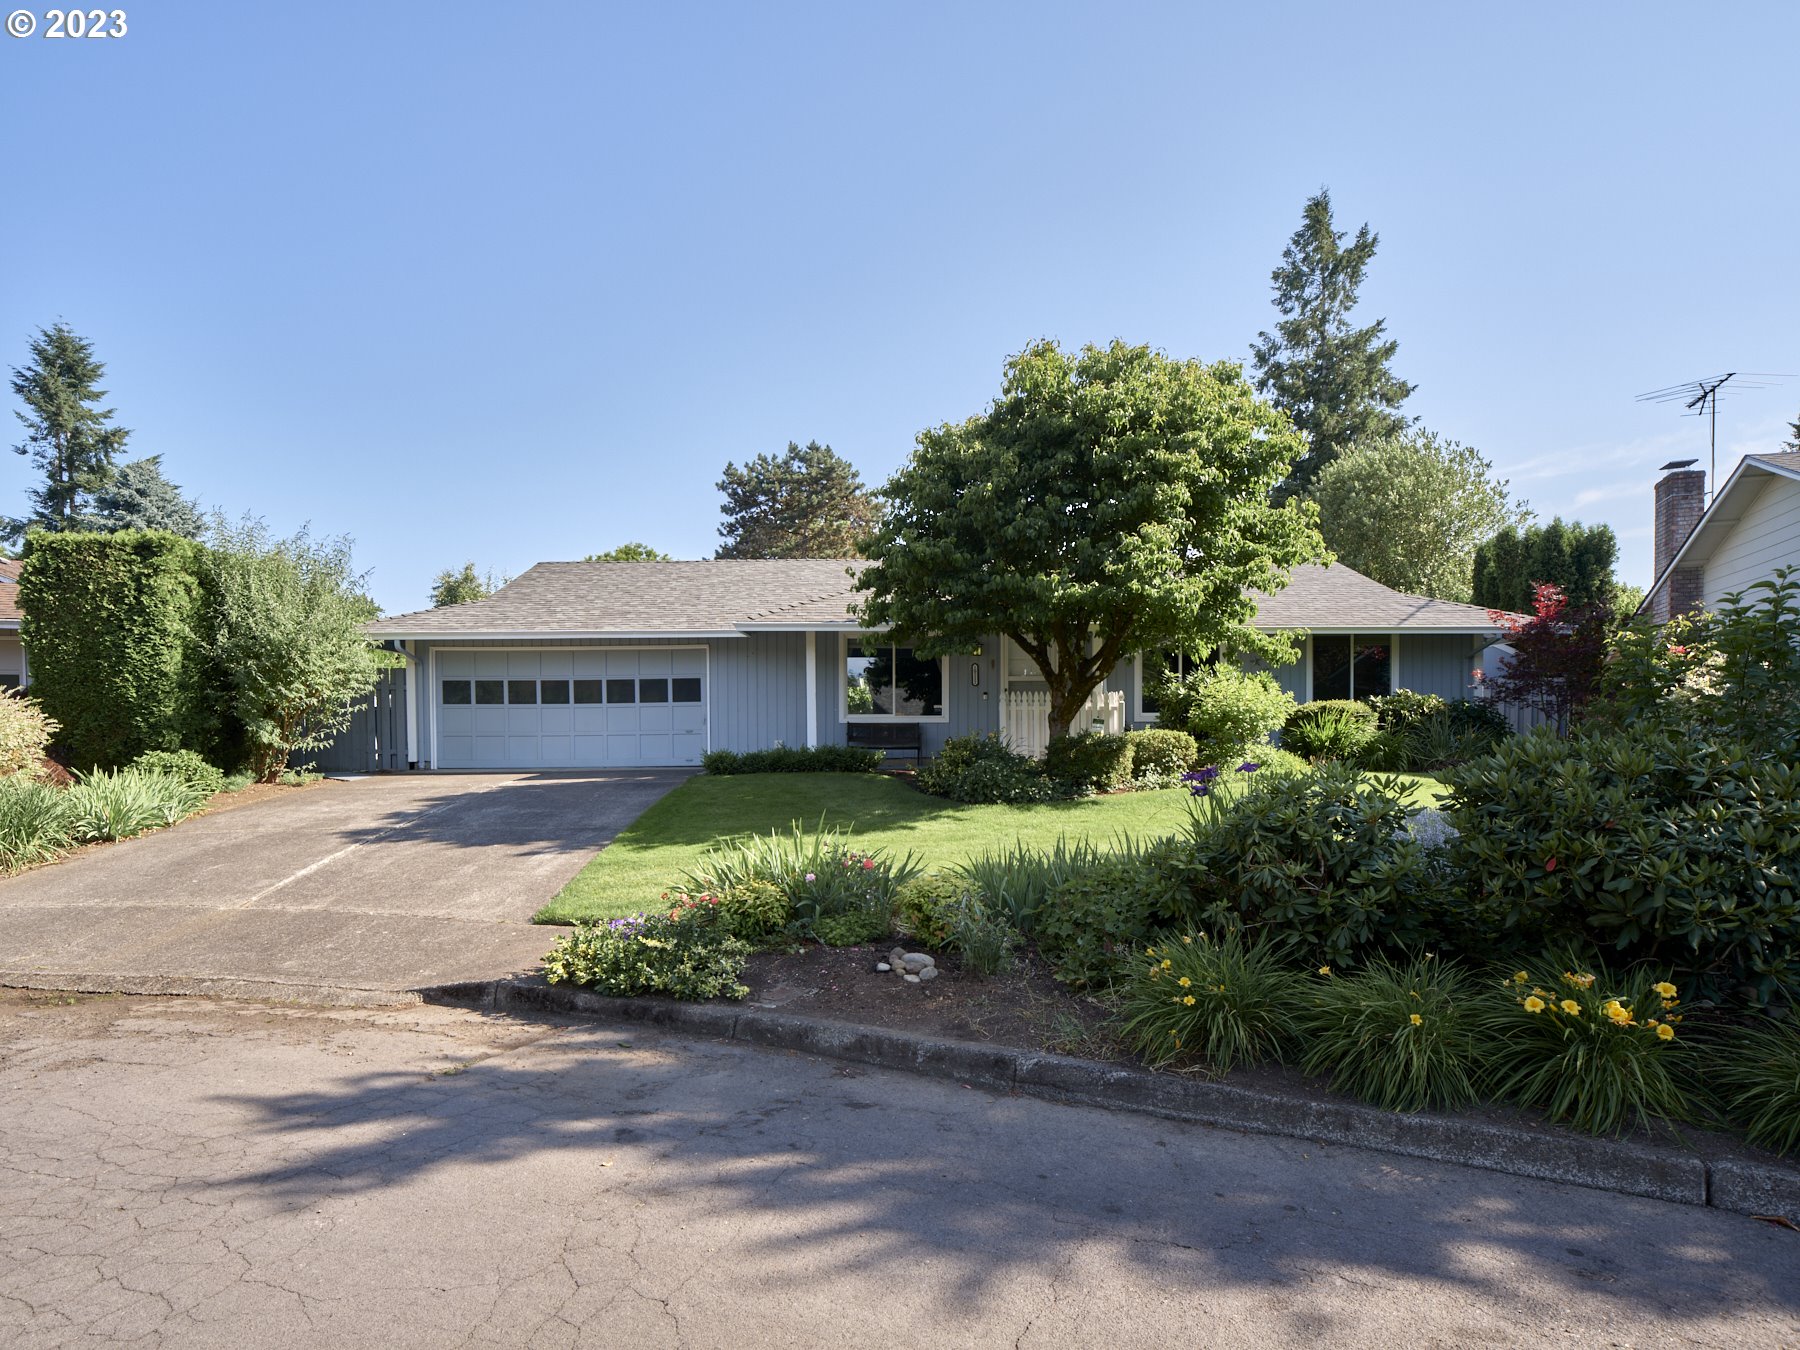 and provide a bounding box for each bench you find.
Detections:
[845,721,922,763]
